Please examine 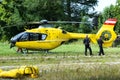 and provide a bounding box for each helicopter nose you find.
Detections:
[10,37,16,48]
[10,42,15,48]
[9,32,25,48]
